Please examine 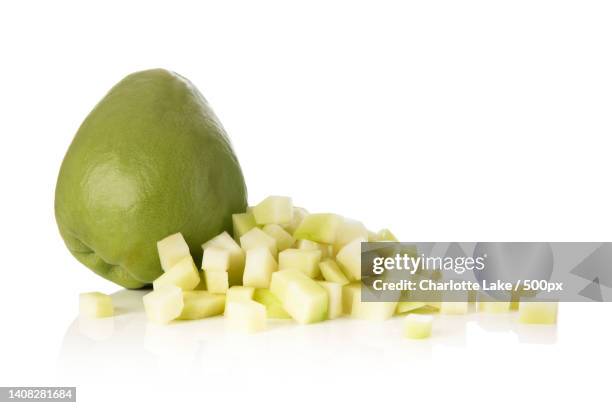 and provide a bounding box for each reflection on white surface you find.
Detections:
[59,289,566,384]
